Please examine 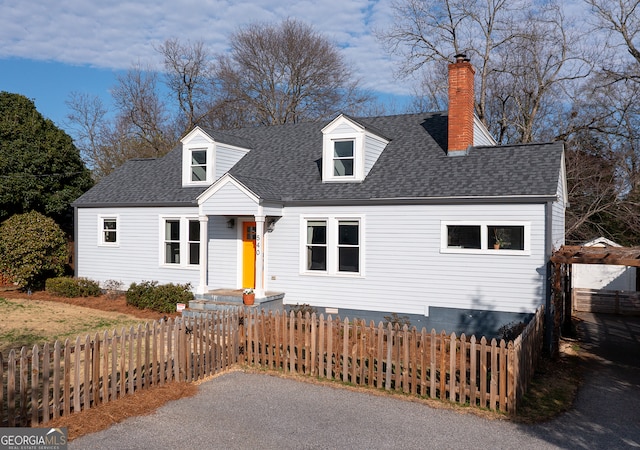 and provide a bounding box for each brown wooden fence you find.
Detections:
[2,305,544,426]
[573,288,640,315]
[1,311,240,427]
[240,305,545,414]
